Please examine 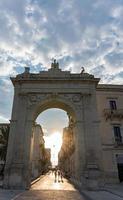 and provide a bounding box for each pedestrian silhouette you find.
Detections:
[60,171,64,183]
[58,170,61,182]
[54,170,57,182]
